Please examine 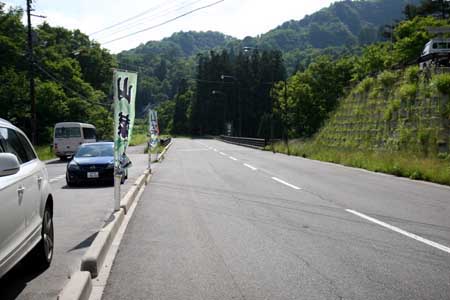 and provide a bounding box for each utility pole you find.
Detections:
[284,80,289,155]
[26,0,37,145]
